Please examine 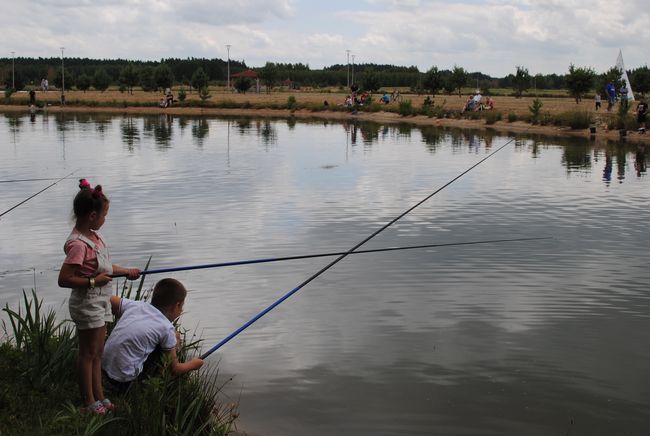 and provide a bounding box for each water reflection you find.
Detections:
[143,115,173,148]
[191,118,210,147]
[120,117,140,151]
